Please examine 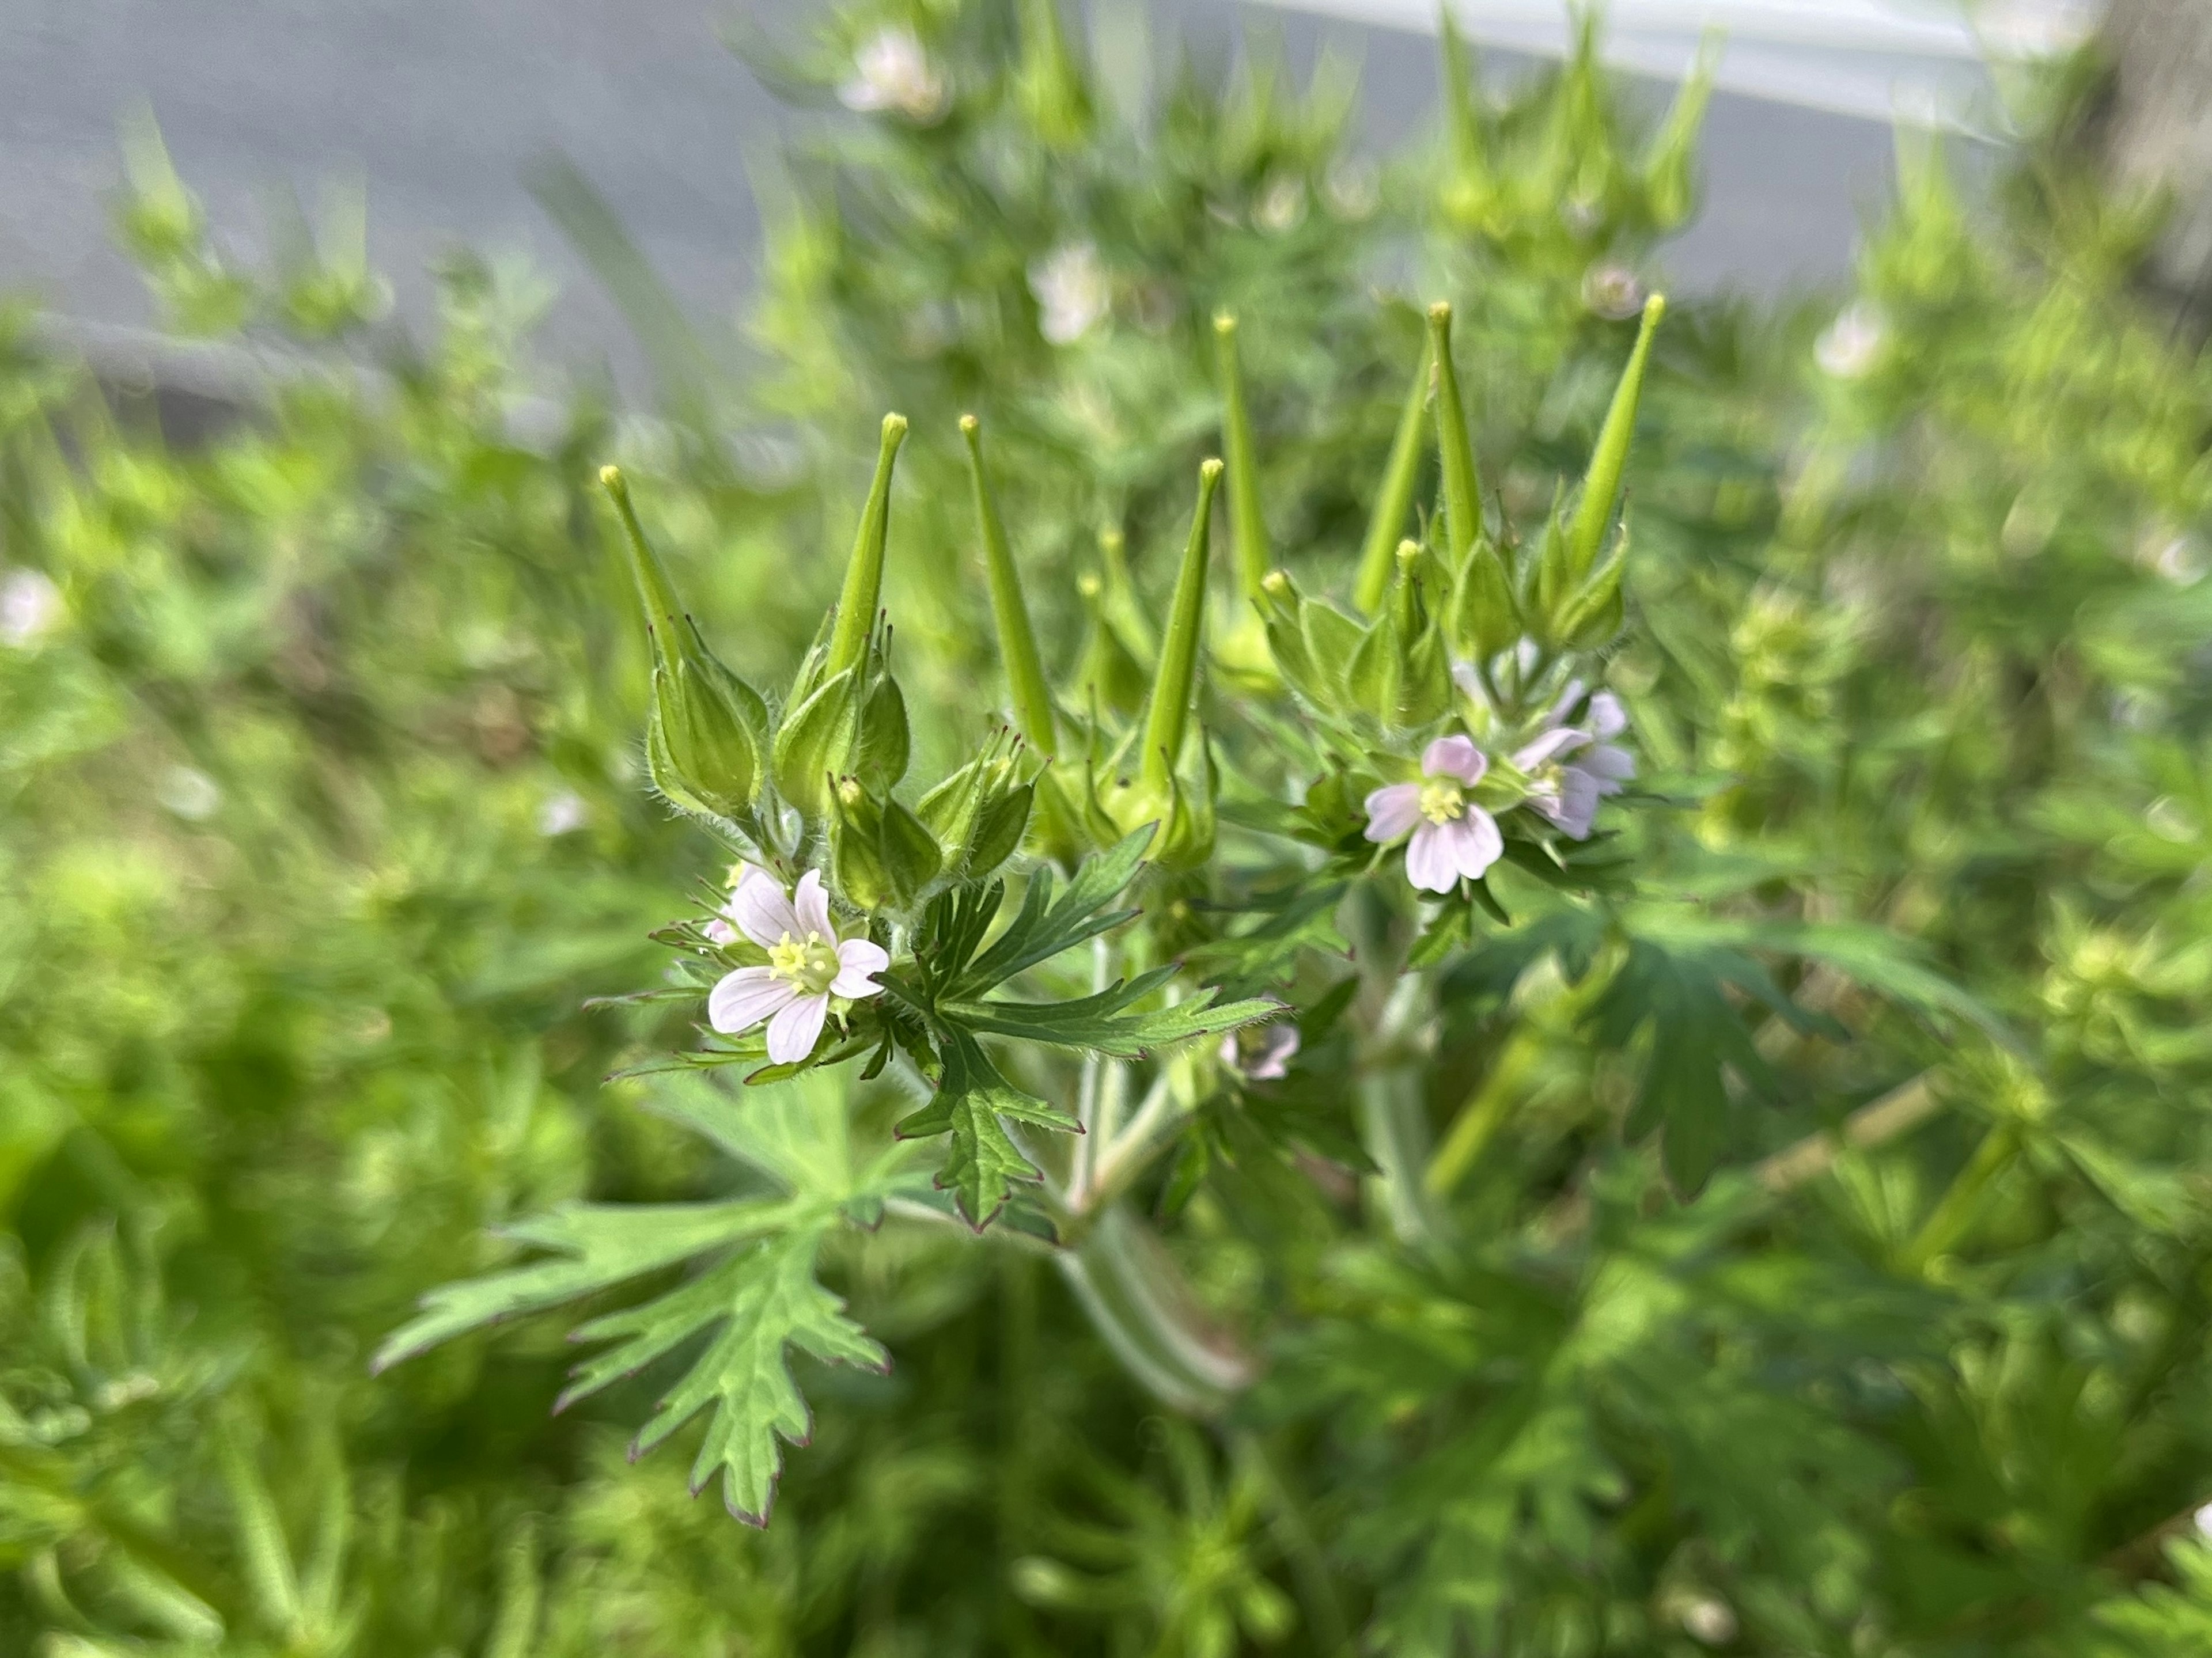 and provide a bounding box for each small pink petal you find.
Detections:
[729,874,801,950]
[766,994,830,1064]
[1445,809,1503,881]
[1512,726,1589,771]
[1404,822,1460,893]
[1582,743,1635,788]
[1547,678,1588,727]
[1548,771,1601,839]
[832,939,889,999]
[1363,782,1423,843]
[1585,691,1627,739]
[709,968,796,1034]
[792,869,834,940]
[1422,734,1487,785]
